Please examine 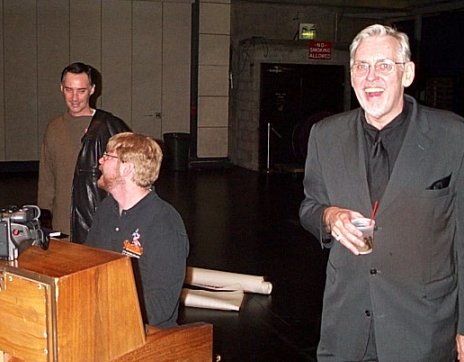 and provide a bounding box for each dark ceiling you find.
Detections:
[237,0,464,18]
